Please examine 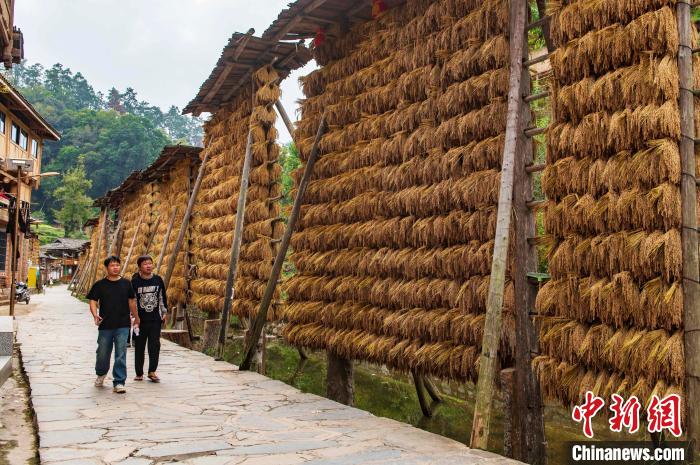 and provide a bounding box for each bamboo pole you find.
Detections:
[122,211,146,275]
[470,0,527,451]
[239,112,328,371]
[216,129,255,359]
[163,151,211,289]
[677,2,700,451]
[155,208,178,274]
